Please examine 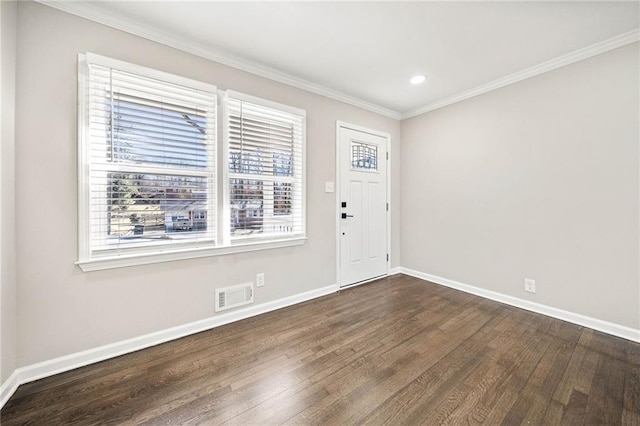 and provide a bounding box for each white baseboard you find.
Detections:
[3,269,638,410]
[0,370,19,410]
[388,267,402,276]
[0,284,337,410]
[399,267,640,343]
